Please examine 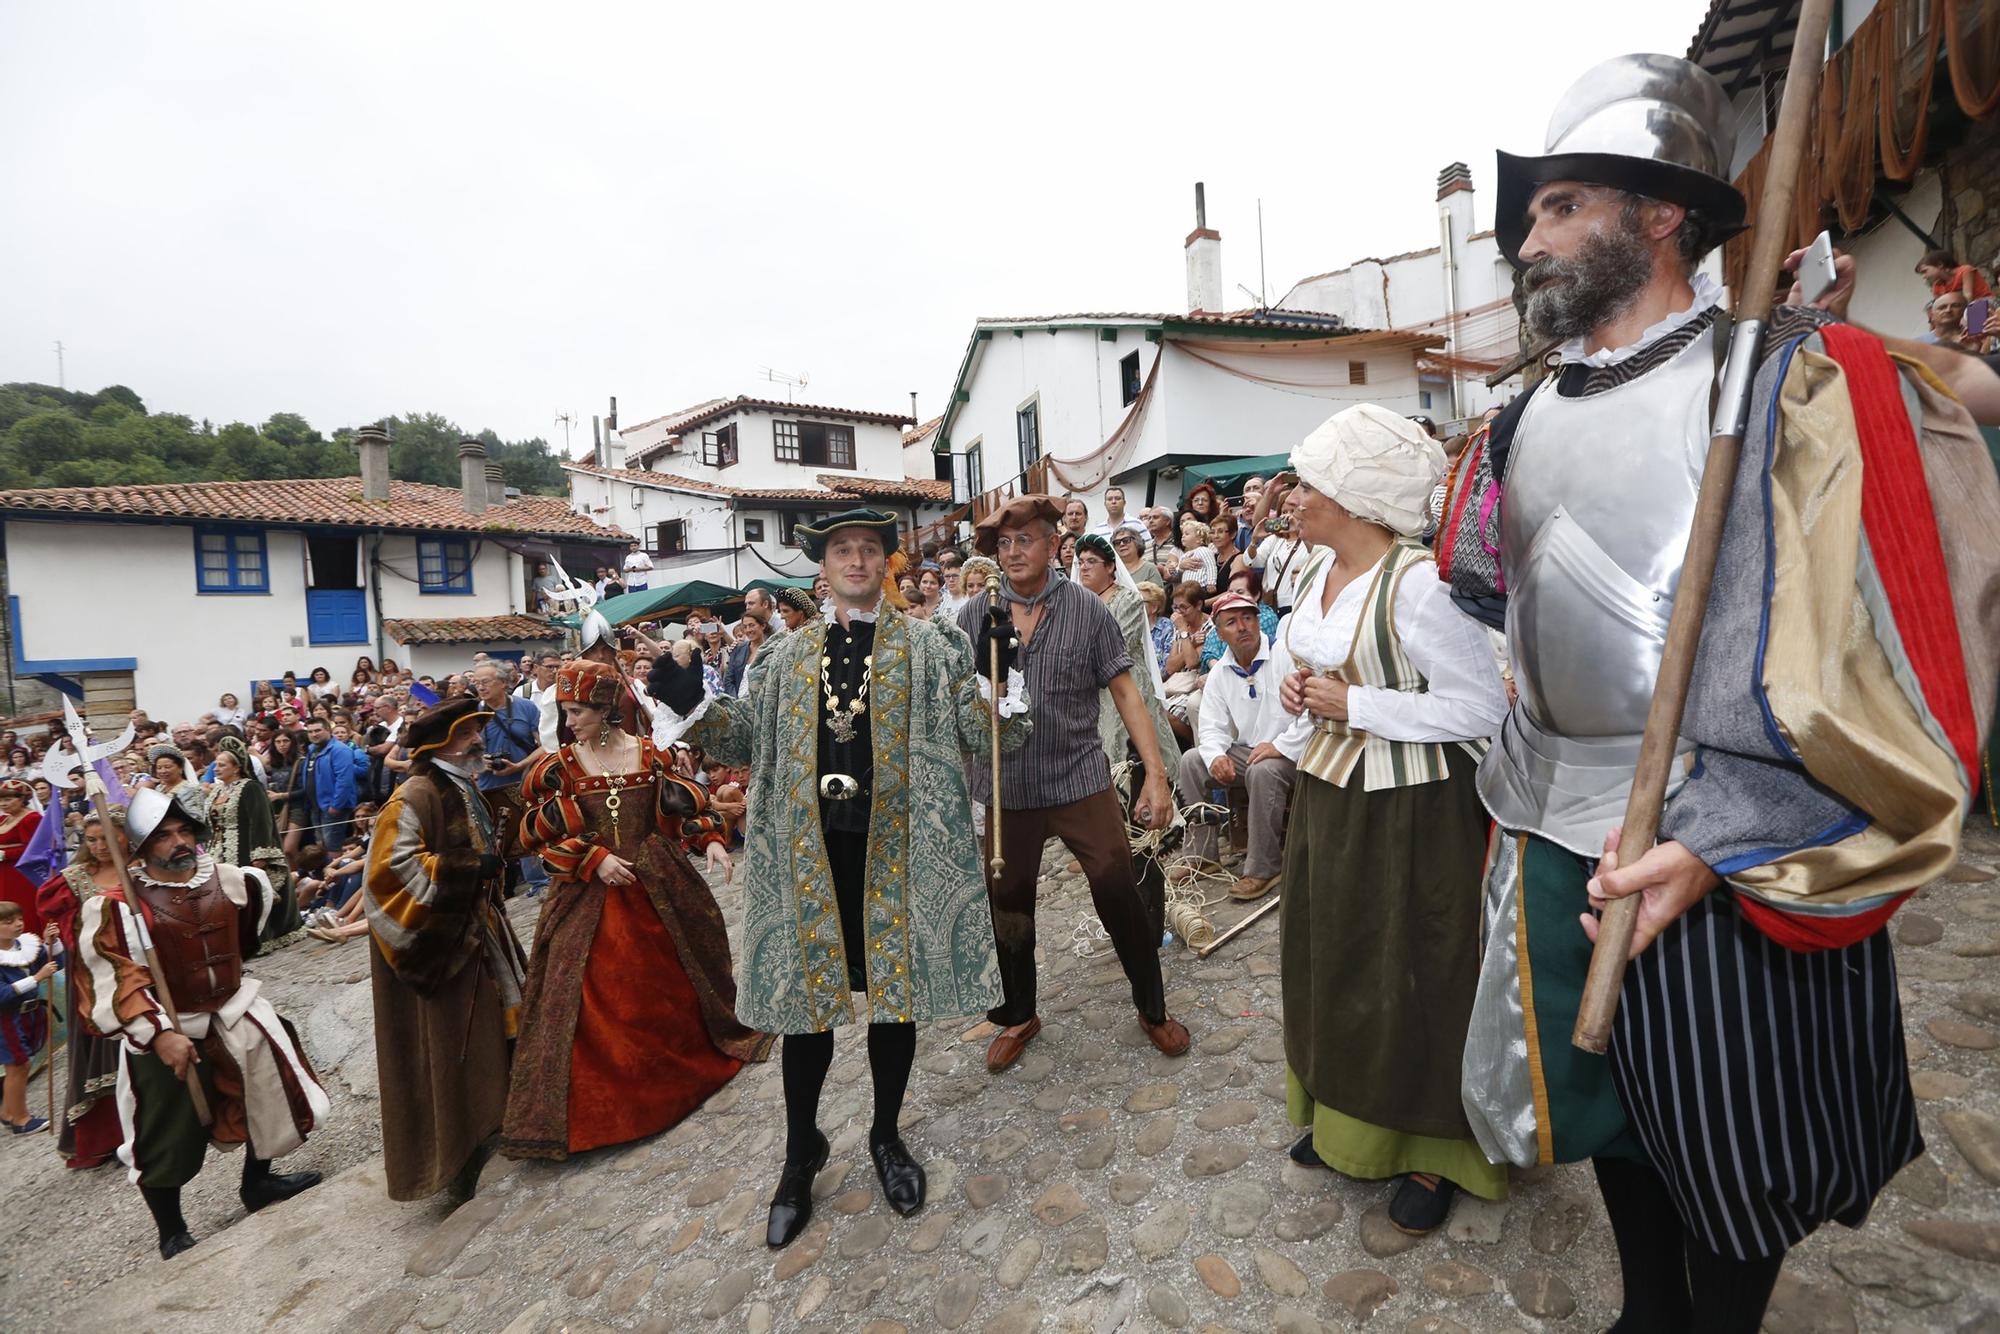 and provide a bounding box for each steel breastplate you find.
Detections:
[1477,323,1715,854]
